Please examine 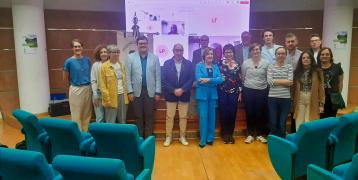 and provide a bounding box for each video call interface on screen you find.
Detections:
[125,0,250,65]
